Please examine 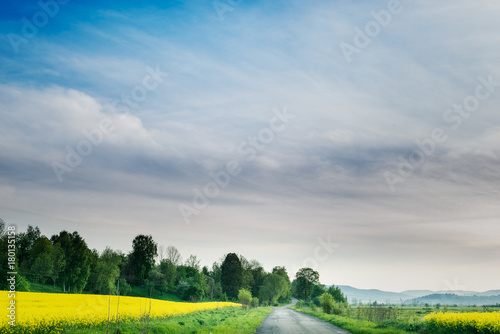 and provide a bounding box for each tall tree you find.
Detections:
[185,254,201,270]
[51,231,92,293]
[327,285,347,303]
[272,266,292,302]
[294,267,320,300]
[92,247,122,294]
[128,234,158,283]
[166,245,182,265]
[221,253,243,299]
[17,225,41,272]
[49,243,66,293]
[31,252,52,292]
